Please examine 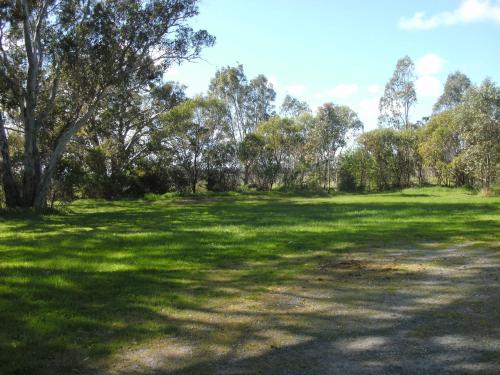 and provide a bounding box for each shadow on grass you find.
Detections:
[0,195,499,373]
